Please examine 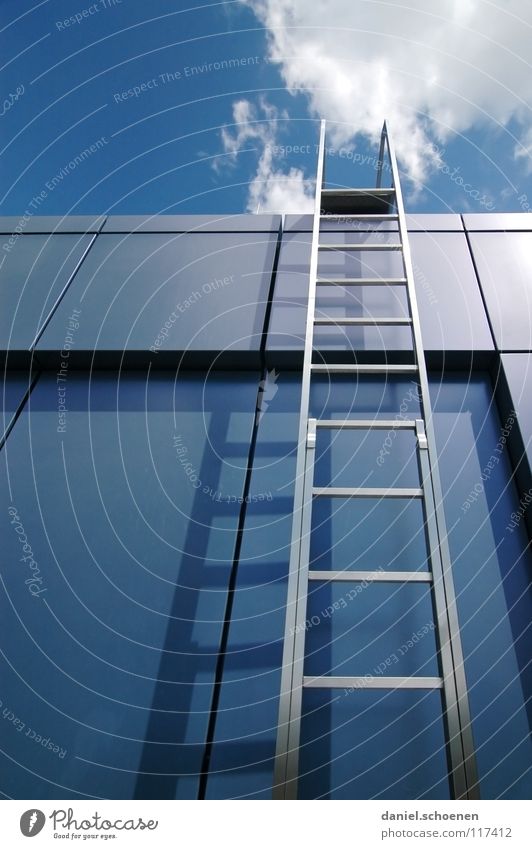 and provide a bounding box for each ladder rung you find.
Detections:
[303,676,443,690]
[320,214,399,221]
[311,364,418,374]
[315,419,417,429]
[316,277,407,286]
[314,317,411,326]
[308,570,433,582]
[312,487,423,498]
[318,243,402,251]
